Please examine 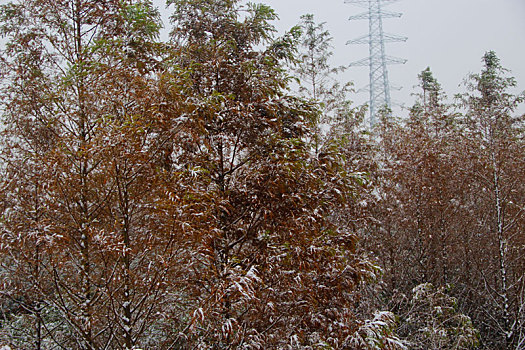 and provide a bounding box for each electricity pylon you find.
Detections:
[345,0,407,126]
